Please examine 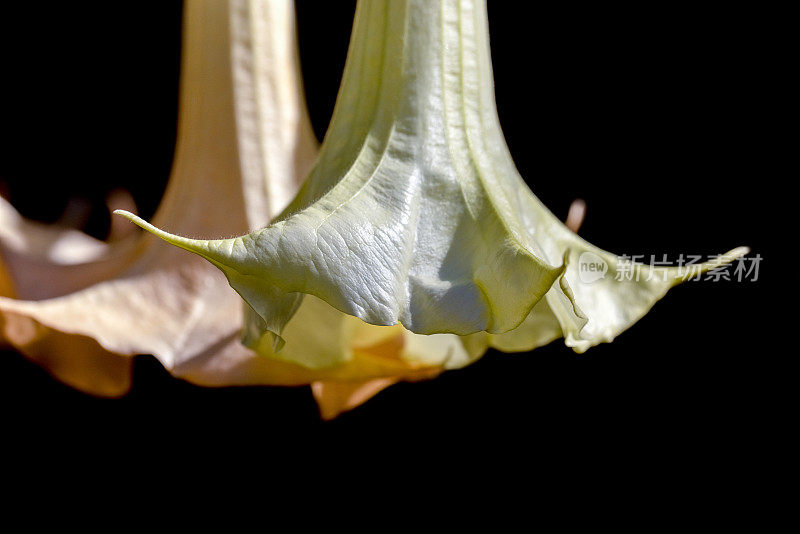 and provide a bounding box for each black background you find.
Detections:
[0,1,778,485]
